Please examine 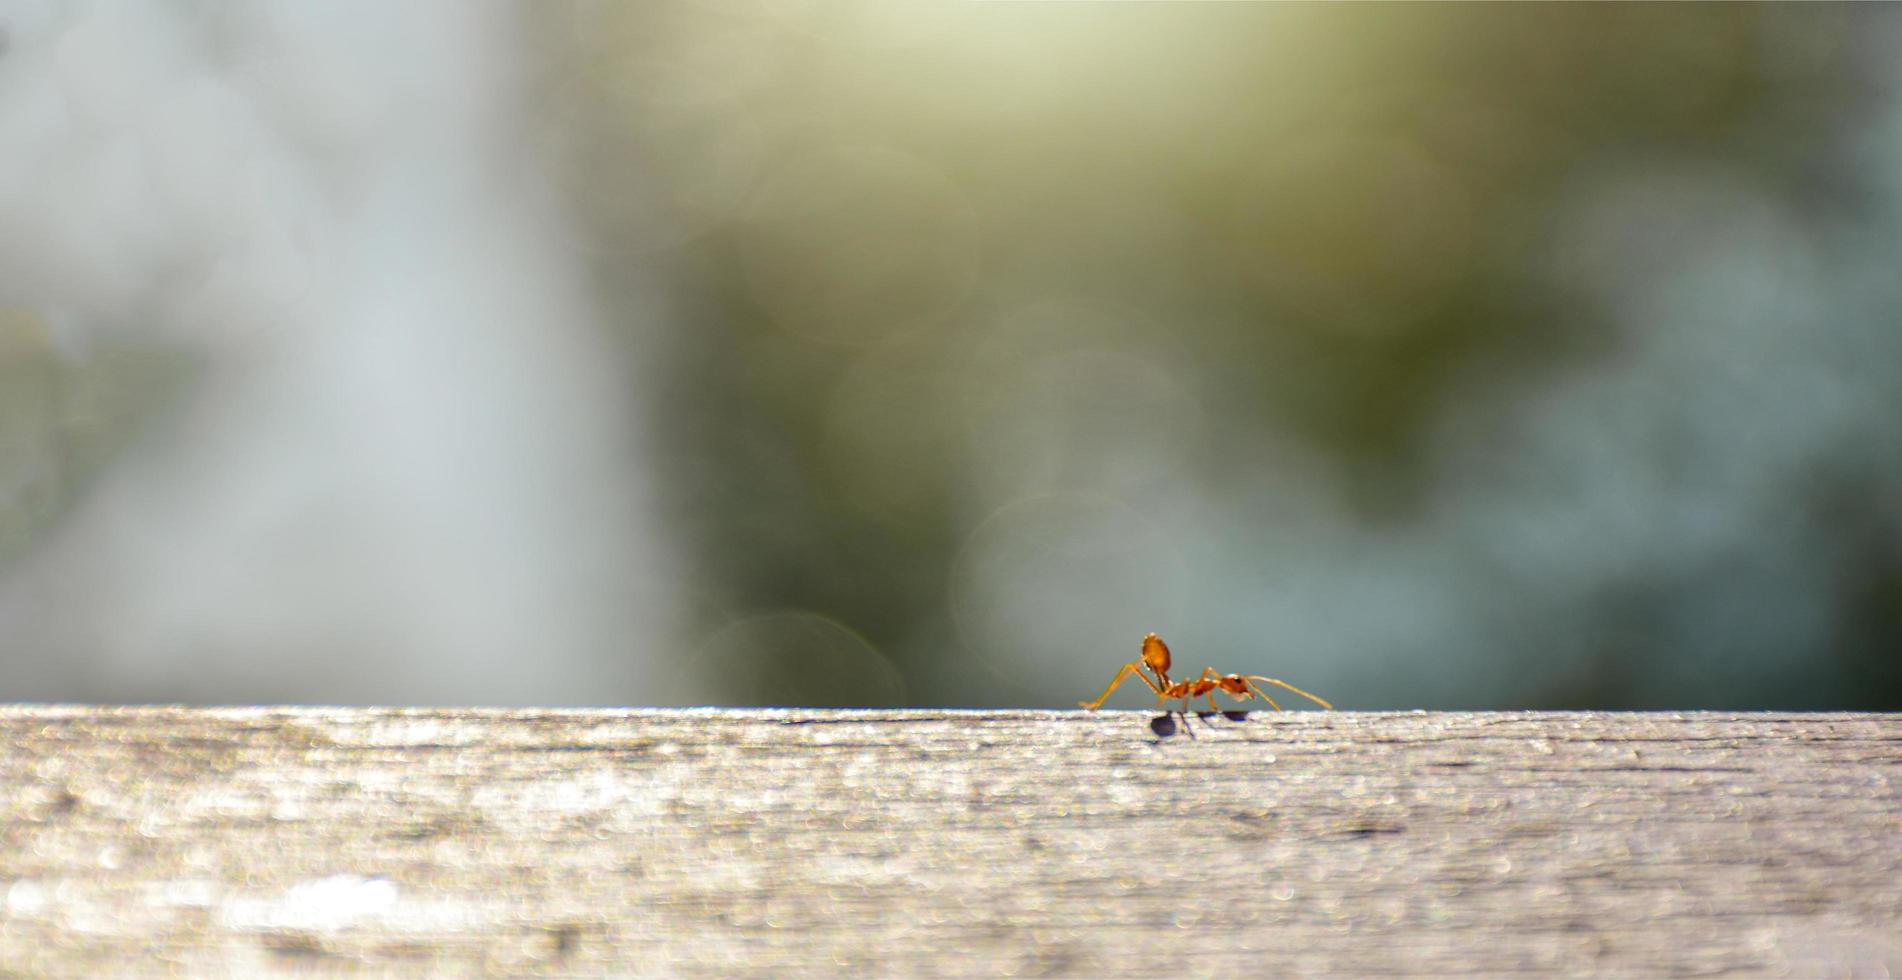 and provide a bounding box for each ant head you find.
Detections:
[1140,633,1172,676]
[1216,674,1251,696]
